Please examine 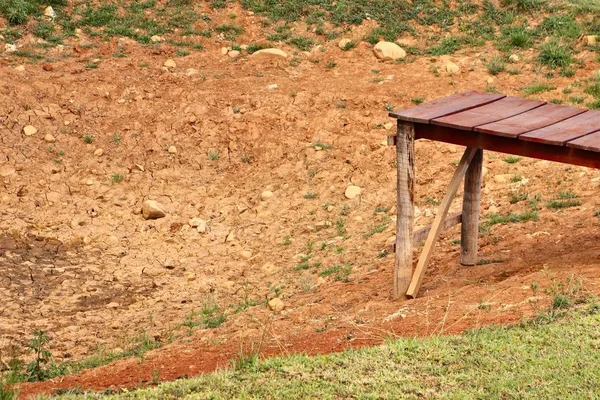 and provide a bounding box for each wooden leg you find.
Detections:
[394,121,415,299]
[406,147,478,299]
[461,149,483,266]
